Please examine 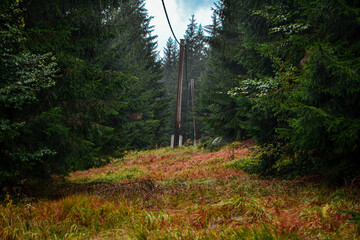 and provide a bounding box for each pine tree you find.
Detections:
[204,10,220,38]
[162,37,179,142]
[202,0,360,181]
[0,0,59,186]
[0,0,170,187]
[163,37,179,99]
[21,0,138,170]
[181,15,209,141]
[96,0,168,148]
[198,0,249,139]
